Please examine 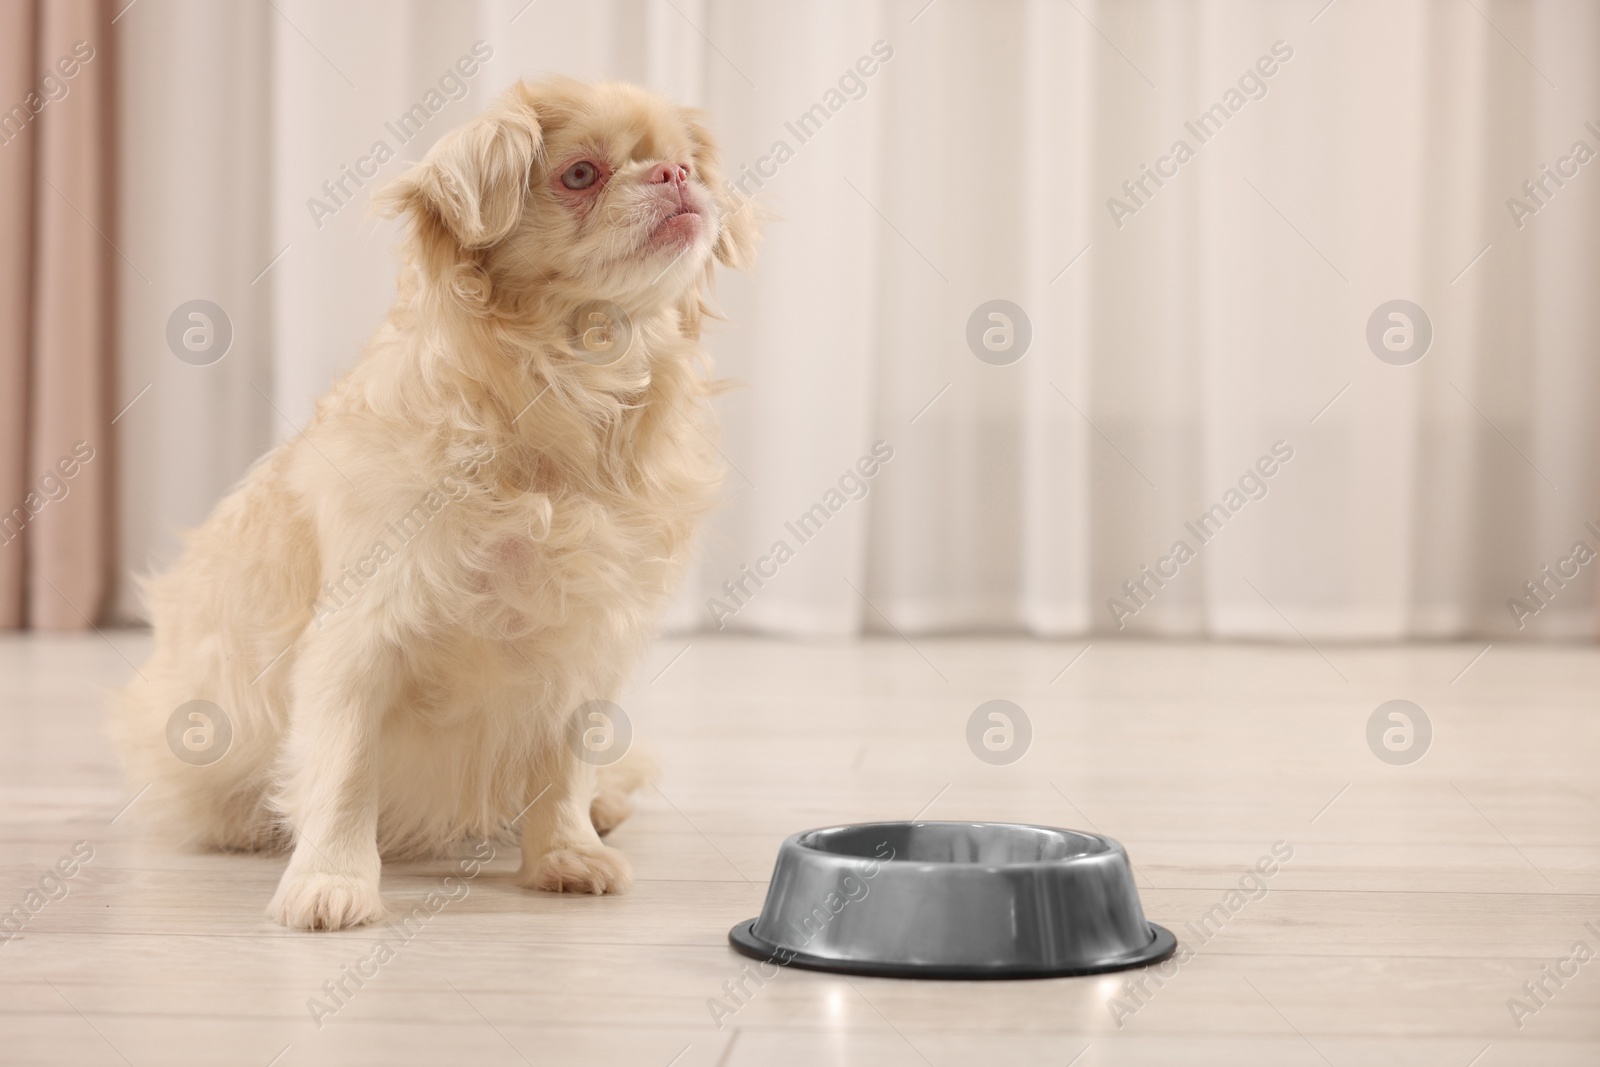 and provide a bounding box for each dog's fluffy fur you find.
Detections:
[110,80,756,930]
